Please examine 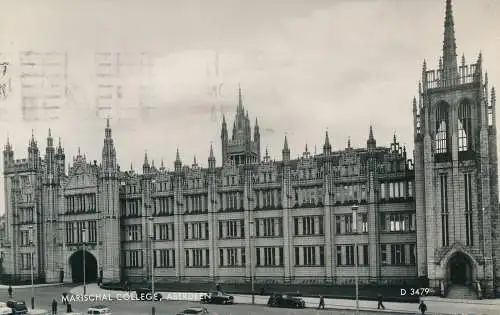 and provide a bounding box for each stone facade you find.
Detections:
[1,0,498,297]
